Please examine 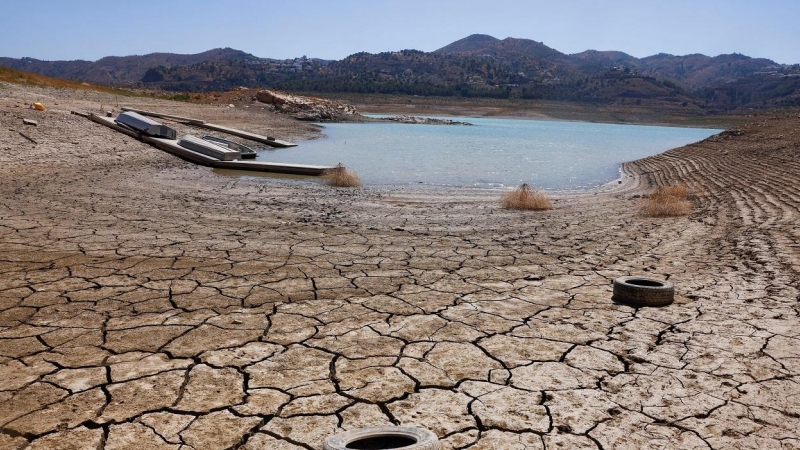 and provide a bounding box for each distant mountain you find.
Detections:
[639,52,780,89]
[570,50,644,73]
[435,34,500,54]
[437,34,571,64]
[0,48,256,85]
[2,36,798,112]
